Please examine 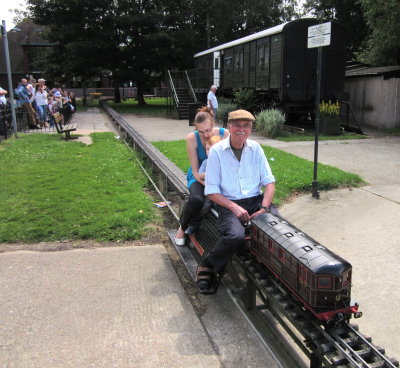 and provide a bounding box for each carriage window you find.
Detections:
[318,276,333,289]
[279,248,284,262]
[264,45,269,68]
[258,45,265,67]
[342,271,351,286]
[268,239,273,252]
[225,57,232,66]
[235,51,243,71]
[299,265,308,284]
